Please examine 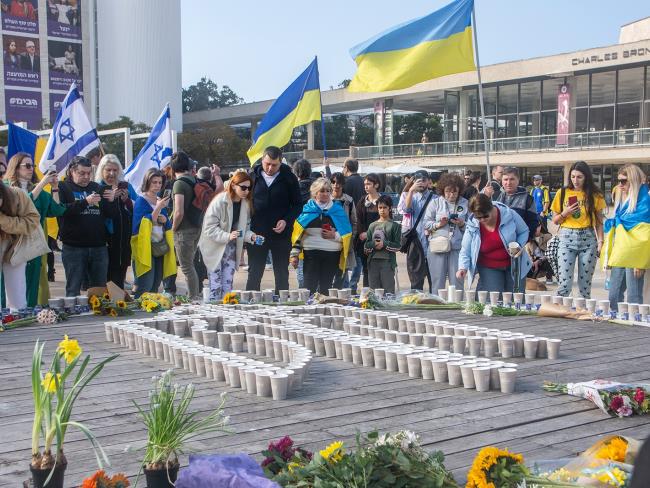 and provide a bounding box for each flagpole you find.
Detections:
[315,56,327,158]
[471,2,491,182]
